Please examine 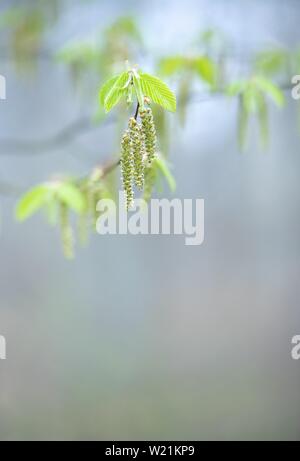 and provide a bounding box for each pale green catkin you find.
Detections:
[59,203,74,259]
[77,184,89,244]
[128,117,144,190]
[78,212,89,246]
[143,161,157,203]
[121,129,134,210]
[140,108,157,166]
[91,190,100,228]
